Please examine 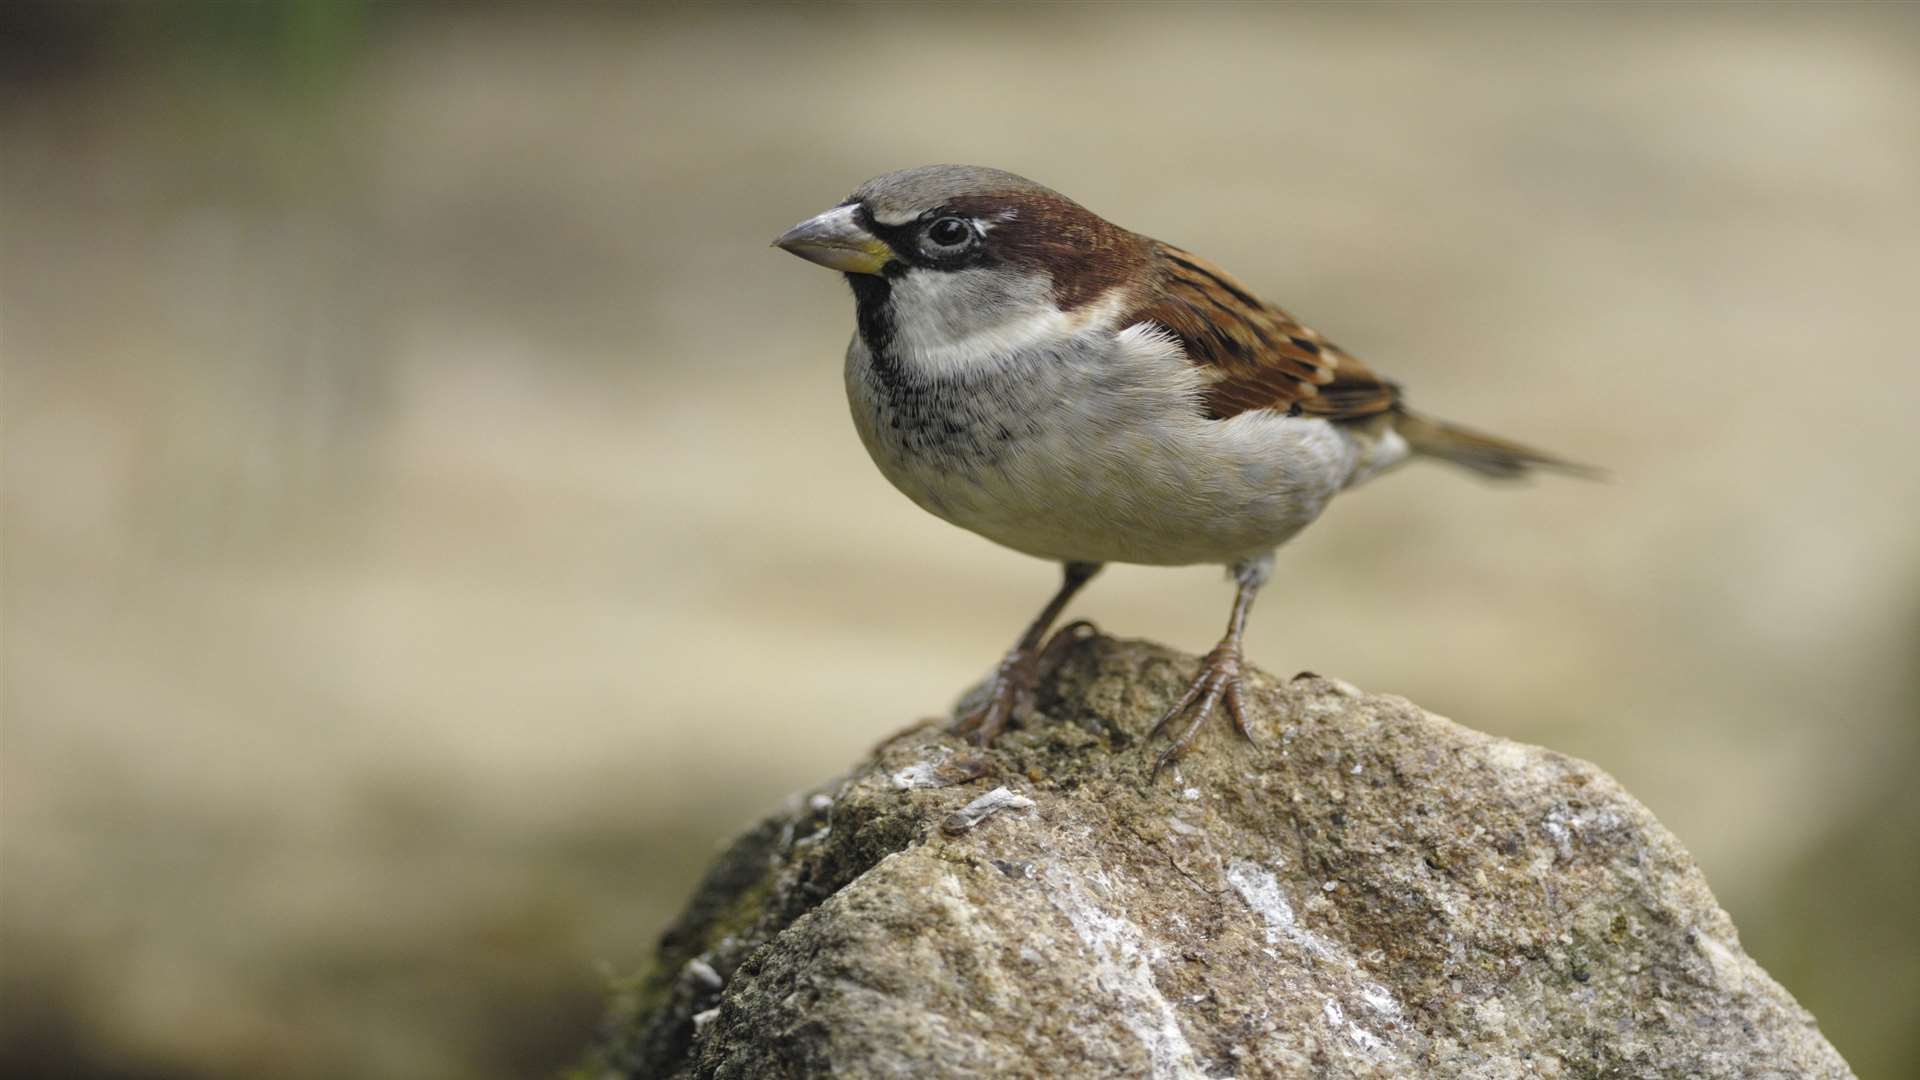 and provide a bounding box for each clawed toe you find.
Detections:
[950,618,1101,748]
[1034,619,1097,676]
[948,669,1028,747]
[1224,678,1253,741]
[1150,646,1258,778]
[950,563,1103,749]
